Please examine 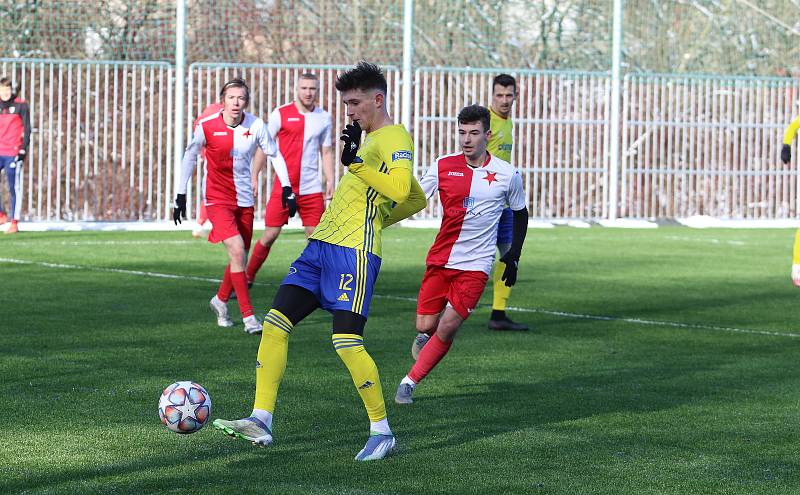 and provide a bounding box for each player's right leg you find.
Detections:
[246,227,281,284]
[397,268,485,404]
[0,157,11,227]
[246,188,289,283]
[214,244,322,446]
